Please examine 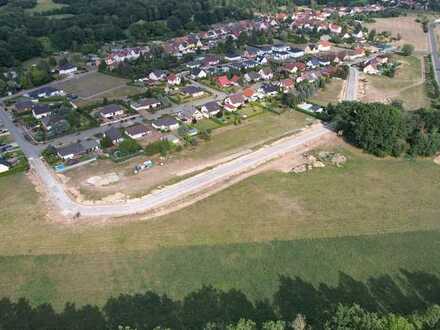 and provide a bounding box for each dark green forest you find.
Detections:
[1,271,440,329]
